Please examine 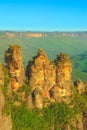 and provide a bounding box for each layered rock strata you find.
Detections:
[5,45,25,90]
[27,49,72,108]
[50,53,72,103]
[27,49,56,108]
